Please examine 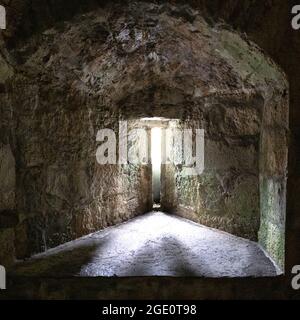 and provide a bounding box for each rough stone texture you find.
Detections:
[0,0,298,300]
[0,3,156,260]
[162,115,261,242]
[0,33,16,267]
[1,0,288,268]
[8,212,279,278]
[0,144,15,210]
[0,228,15,266]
